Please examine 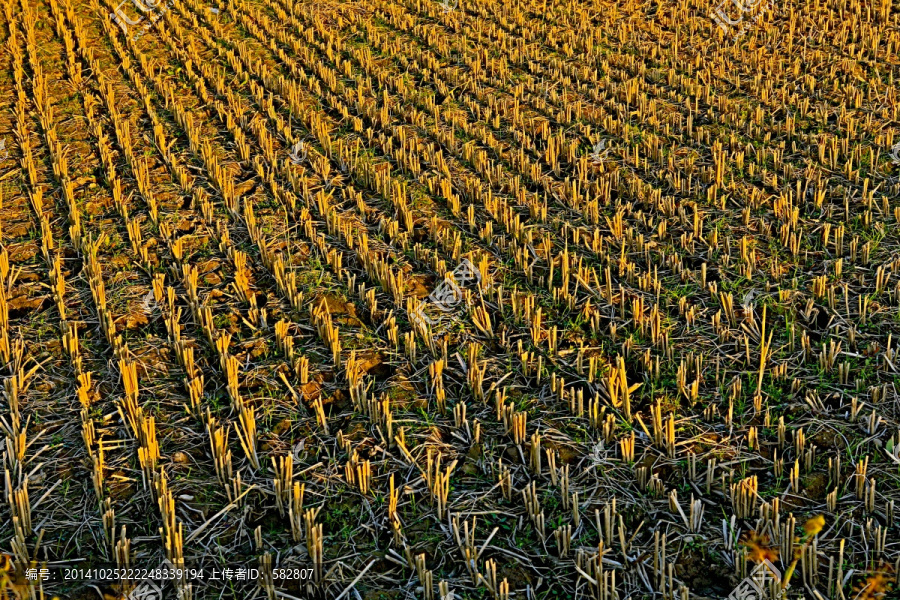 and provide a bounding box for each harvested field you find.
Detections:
[0,0,899,598]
